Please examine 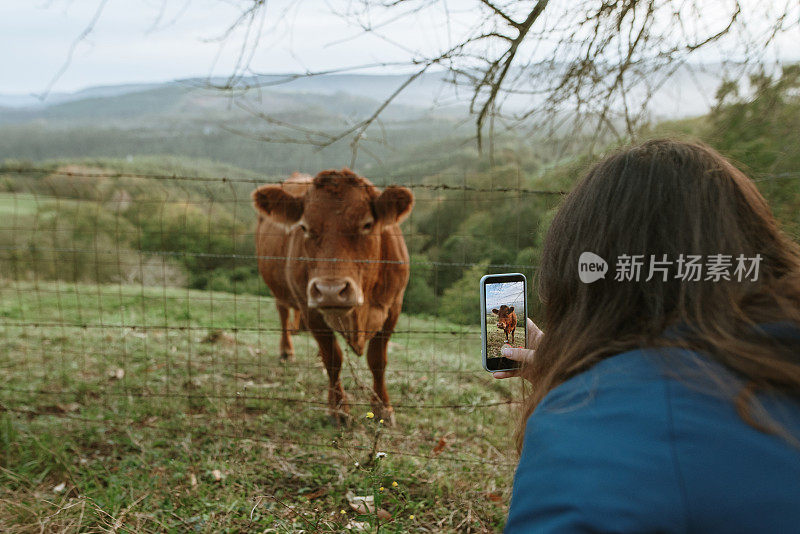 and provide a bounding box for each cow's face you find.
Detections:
[253,169,413,315]
[491,305,515,330]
